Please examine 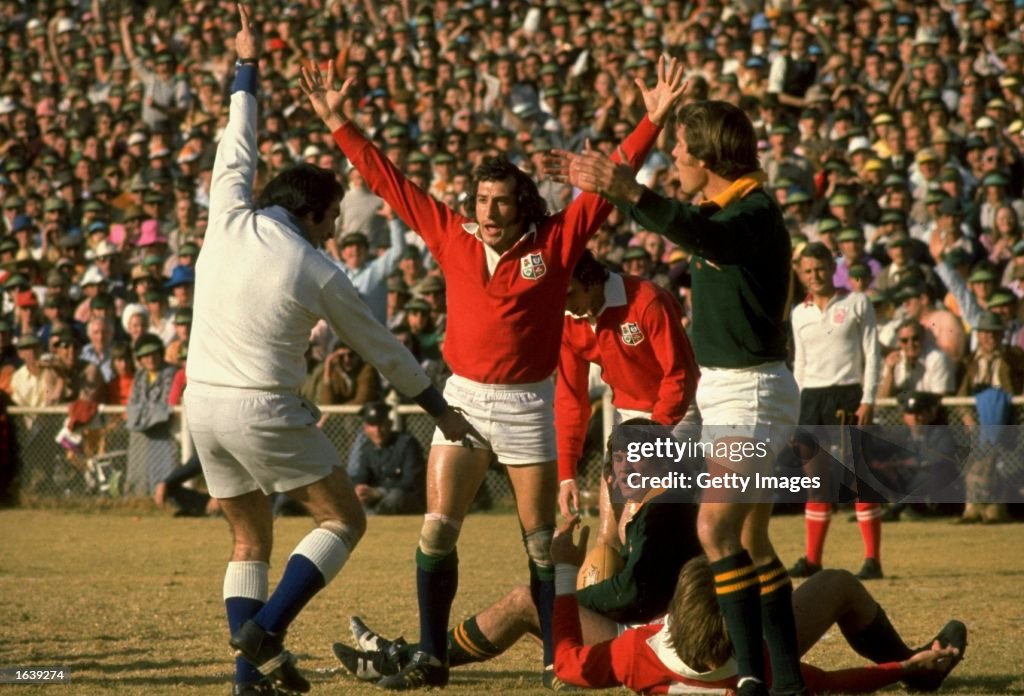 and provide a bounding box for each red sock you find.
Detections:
[805,502,832,565]
[855,502,882,560]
